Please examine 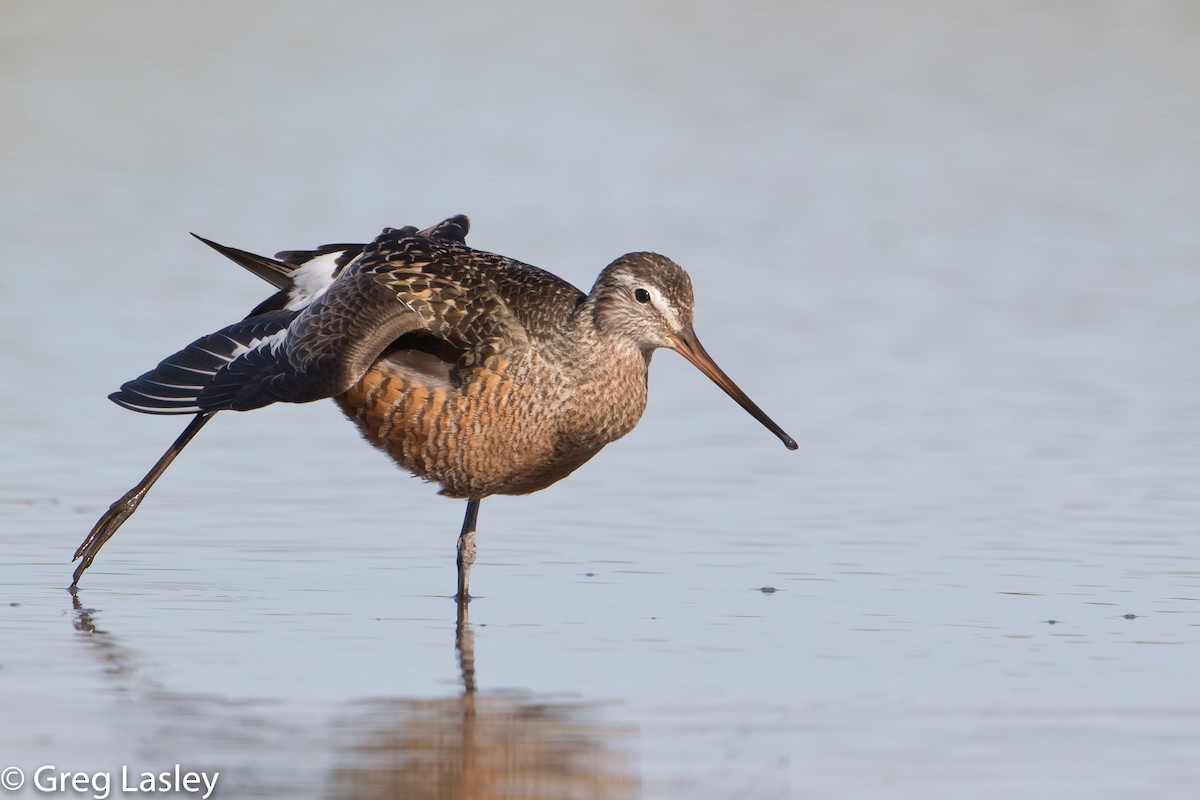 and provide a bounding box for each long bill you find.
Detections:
[669,325,798,450]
